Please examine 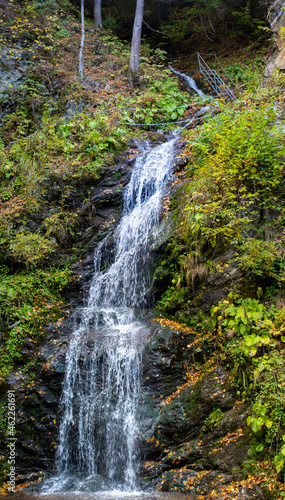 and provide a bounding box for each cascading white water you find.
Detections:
[43,139,176,494]
[169,66,204,97]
